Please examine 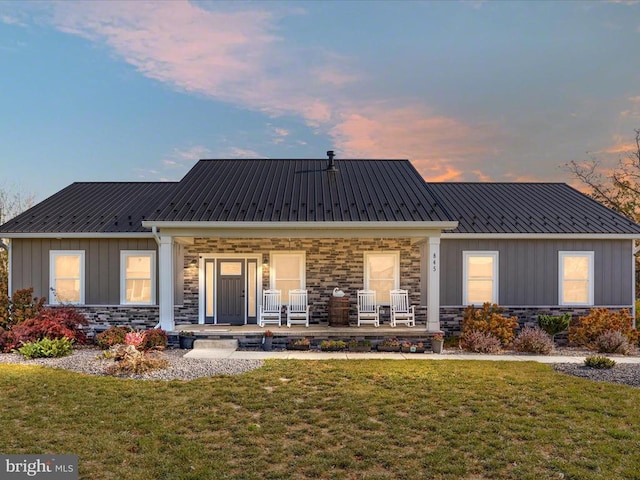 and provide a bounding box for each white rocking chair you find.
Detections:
[287,289,310,327]
[258,289,282,327]
[357,290,380,327]
[390,289,415,327]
